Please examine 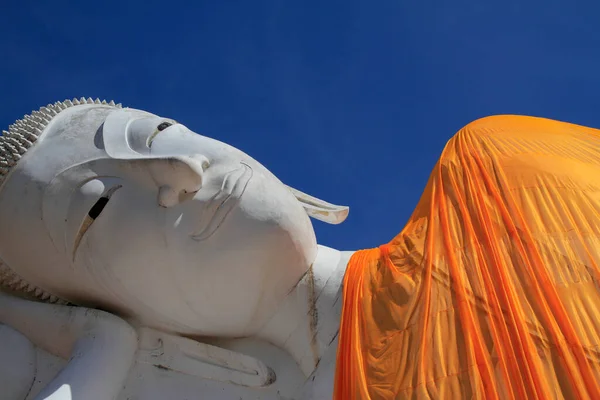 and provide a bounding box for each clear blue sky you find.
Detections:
[1,1,599,250]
